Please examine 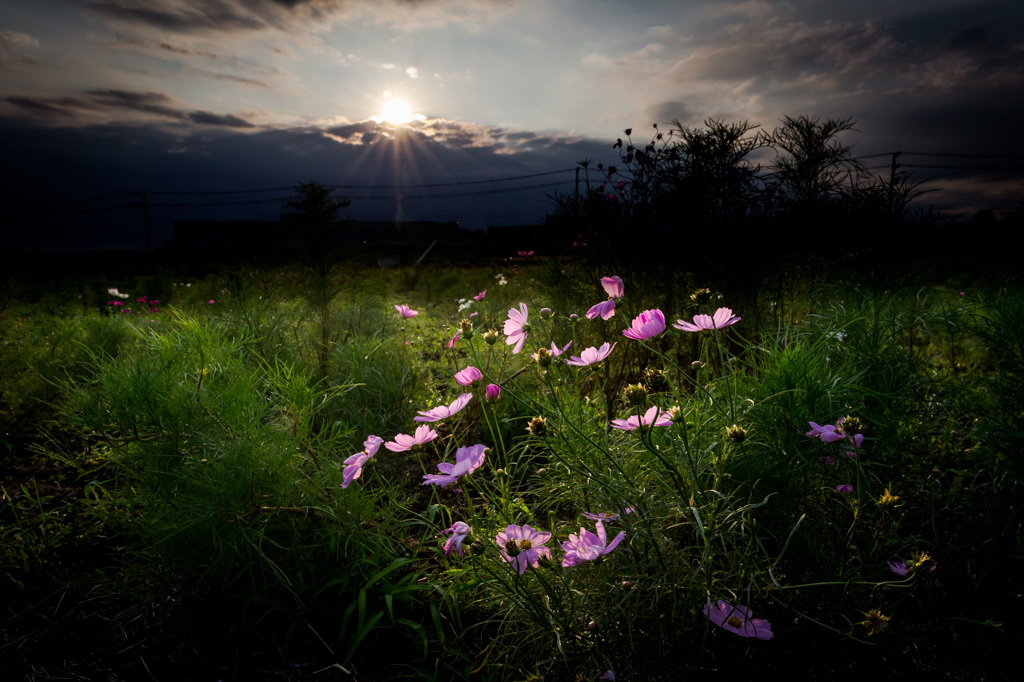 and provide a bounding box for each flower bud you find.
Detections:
[586,620,598,631]
[485,383,501,400]
[483,329,500,345]
[644,368,670,393]
[540,307,553,318]
[569,314,579,321]
[726,424,747,443]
